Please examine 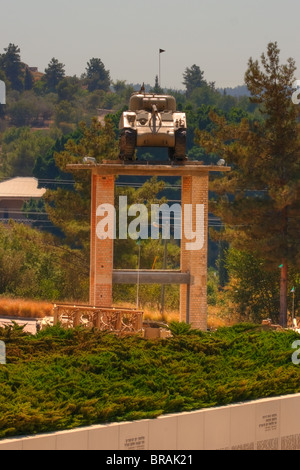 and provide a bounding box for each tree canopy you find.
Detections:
[43,58,66,92]
[183,64,207,97]
[85,58,111,92]
[2,41,299,320]
[196,42,300,326]
[0,43,24,91]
